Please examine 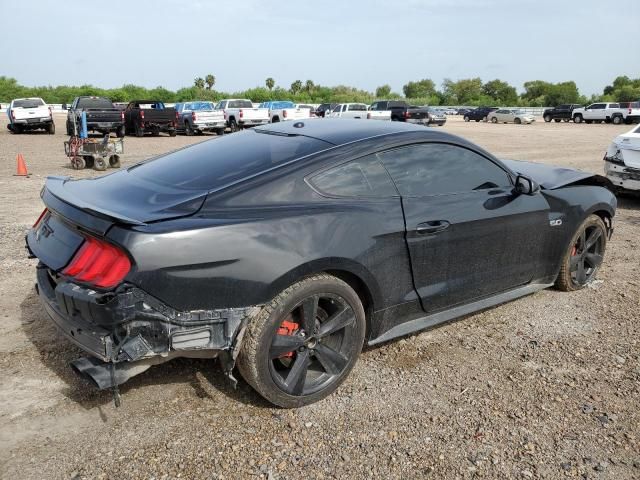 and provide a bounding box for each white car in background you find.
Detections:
[215,99,269,132]
[327,103,369,119]
[488,109,535,125]
[604,124,640,191]
[7,97,55,134]
[259,101,311,123]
